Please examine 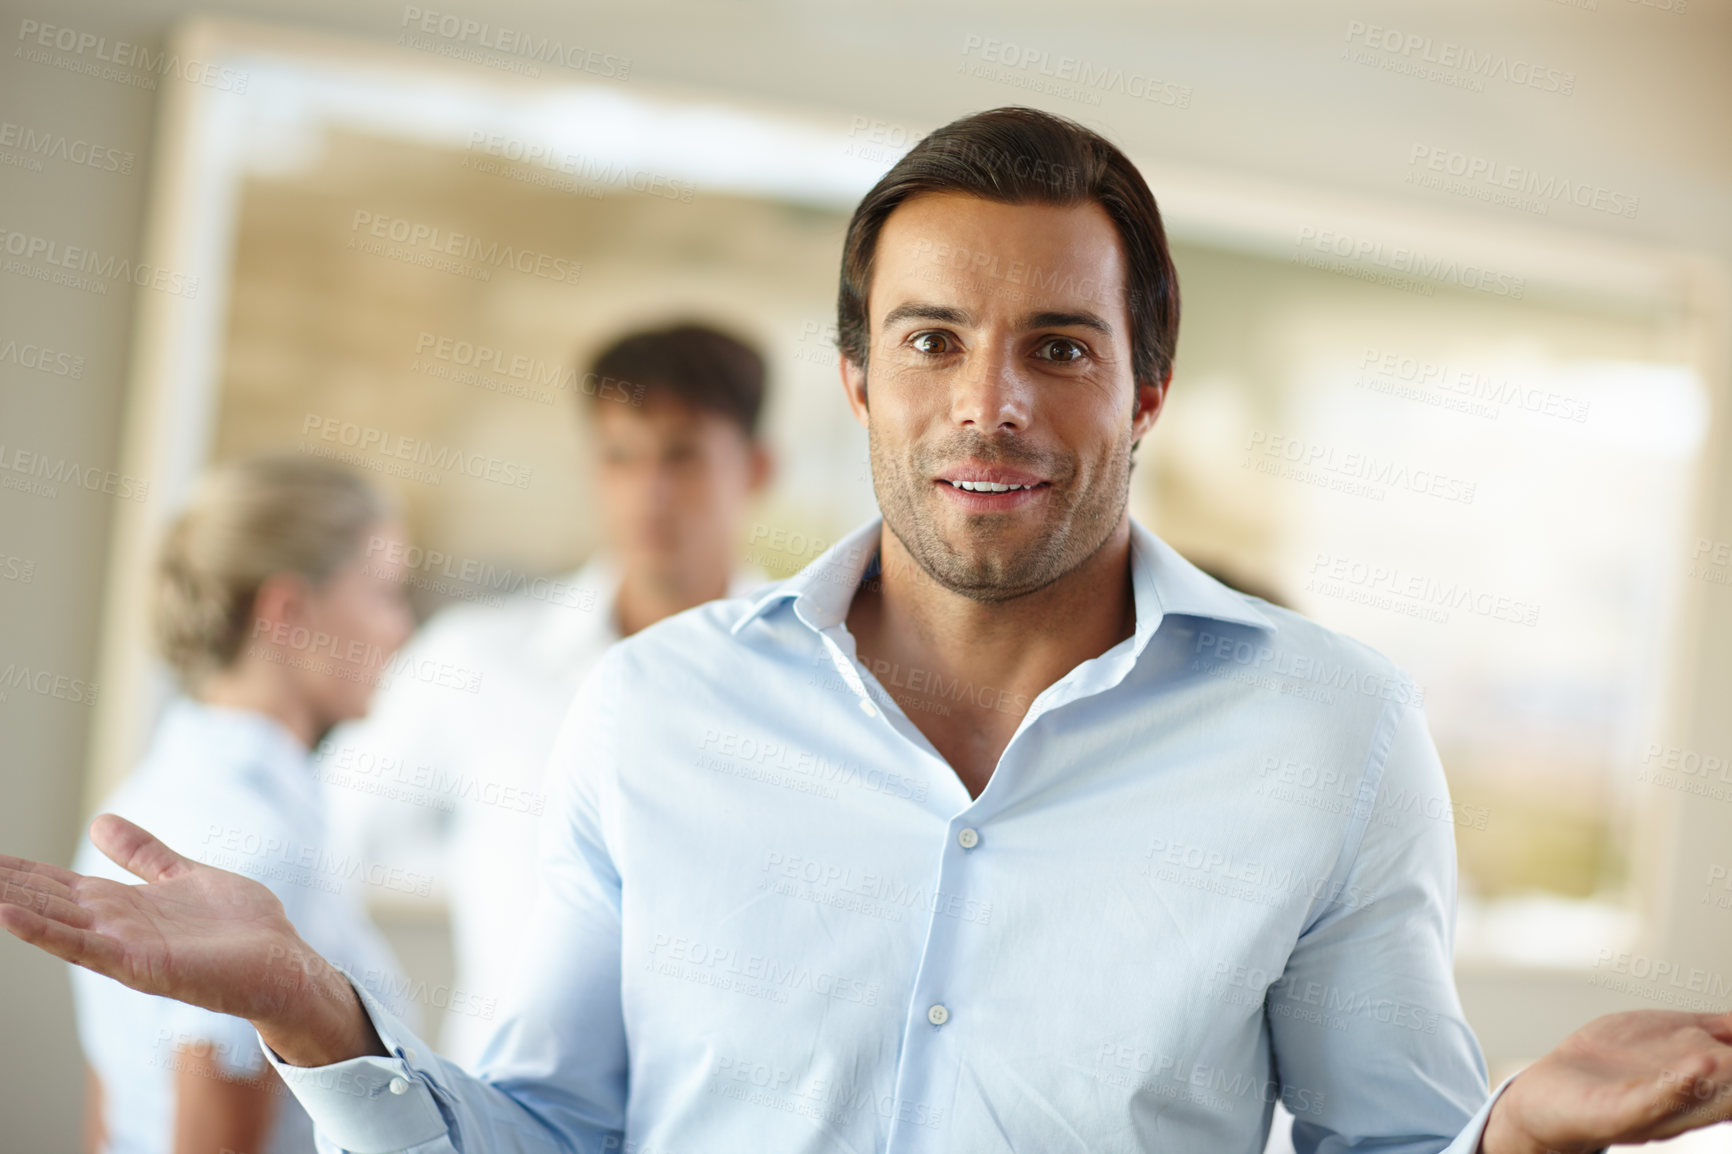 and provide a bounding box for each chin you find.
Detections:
[327,690,376,728]
[629,543,687,575]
